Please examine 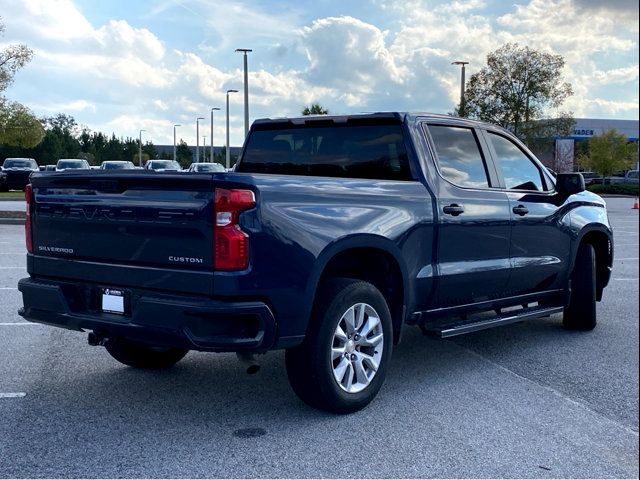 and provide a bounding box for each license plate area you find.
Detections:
[101,288,130,315]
